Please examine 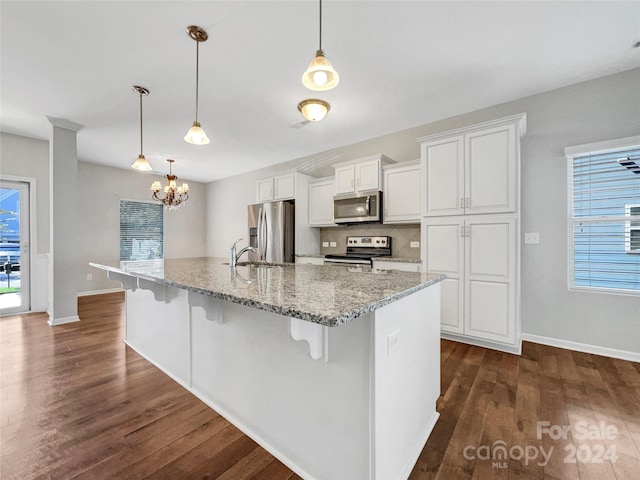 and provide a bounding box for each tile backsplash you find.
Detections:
[320,223,421,259]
